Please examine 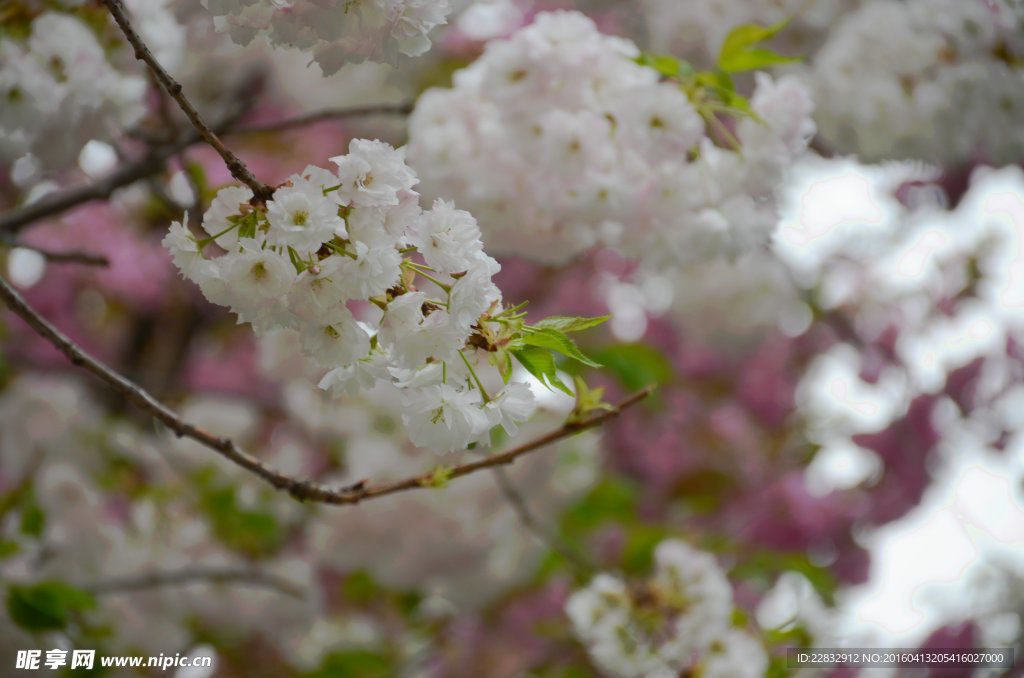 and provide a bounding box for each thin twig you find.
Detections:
[492,467,593,572]
[228,102,414,135]
[314,387,652,505]
[0,136,193,236]
[0,82,255,236]
[0,239,110,267]
[0,273,653,506]
[85,566,305,600]
[101,0,274,201]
